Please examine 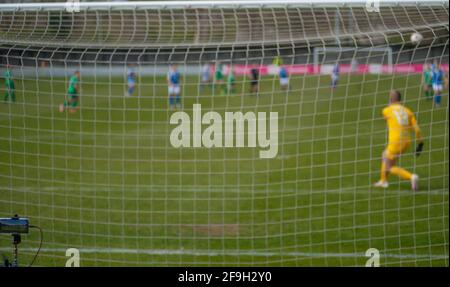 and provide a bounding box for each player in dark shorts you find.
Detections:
[250,67,259,95]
